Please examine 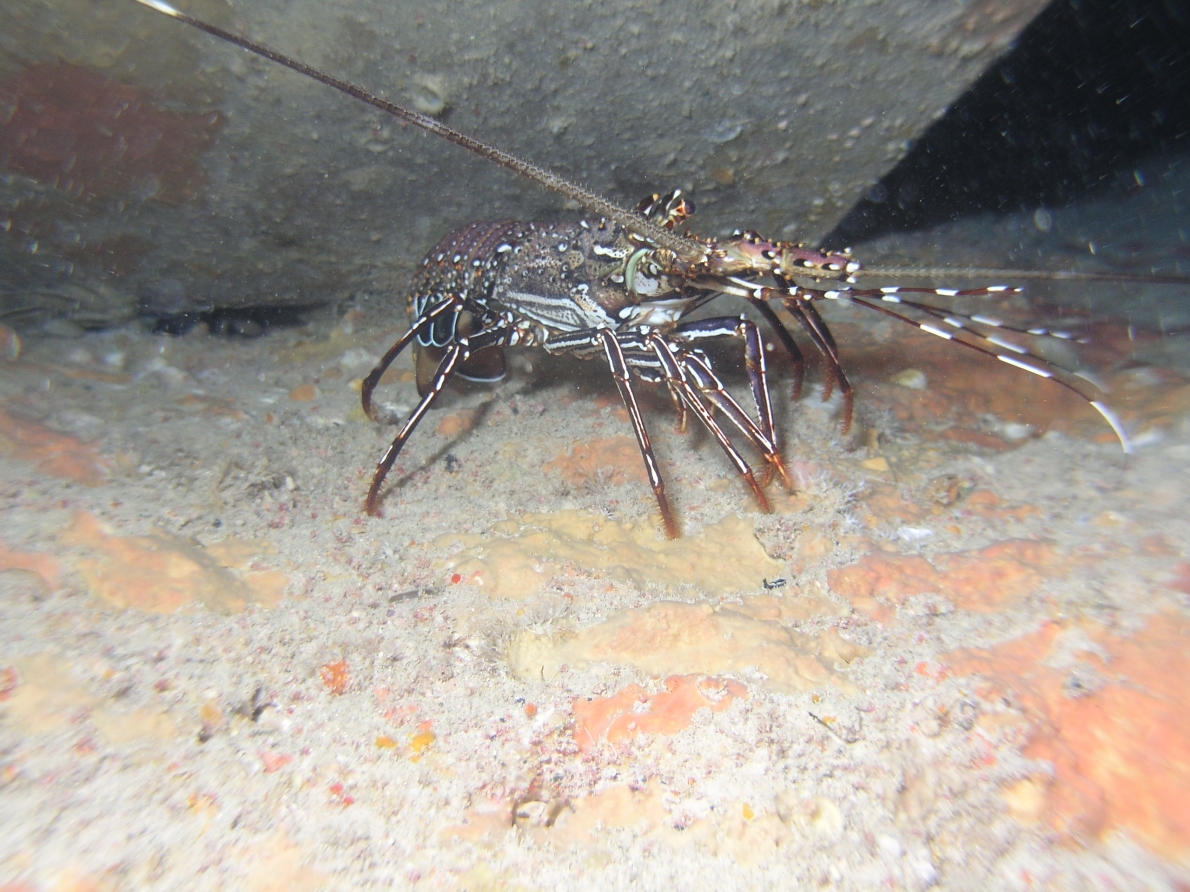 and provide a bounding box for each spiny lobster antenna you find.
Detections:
[129,0,708,263]
[855,265,1190,285]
